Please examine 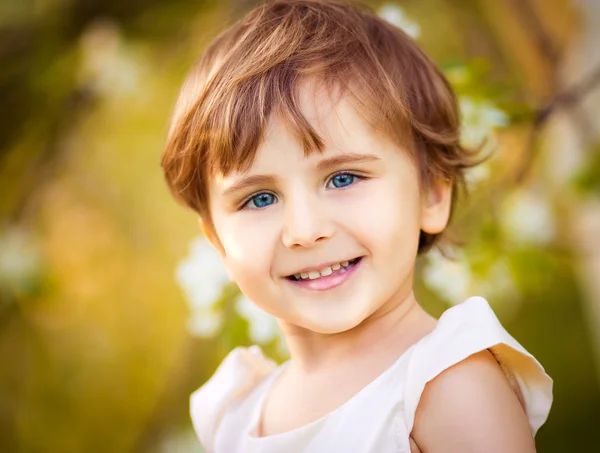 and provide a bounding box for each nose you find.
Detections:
[281,191,334,248]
